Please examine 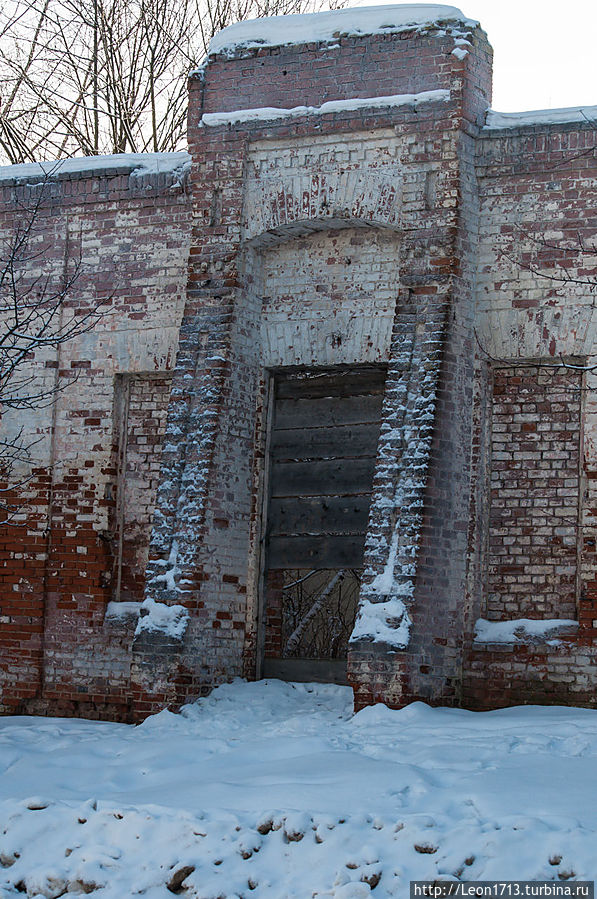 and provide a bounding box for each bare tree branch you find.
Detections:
[0,0,346,163]
[0,172,108,517]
